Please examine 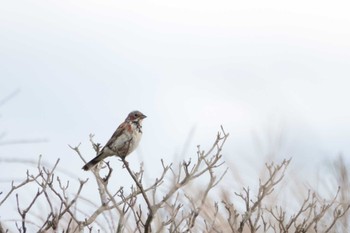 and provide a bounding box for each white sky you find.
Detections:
[1,0,350,226]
